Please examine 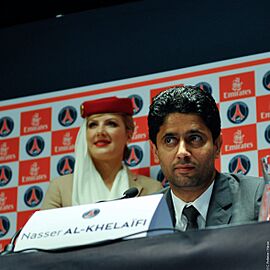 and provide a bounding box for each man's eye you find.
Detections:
[189,135,203,144]
[164,137,177,145]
